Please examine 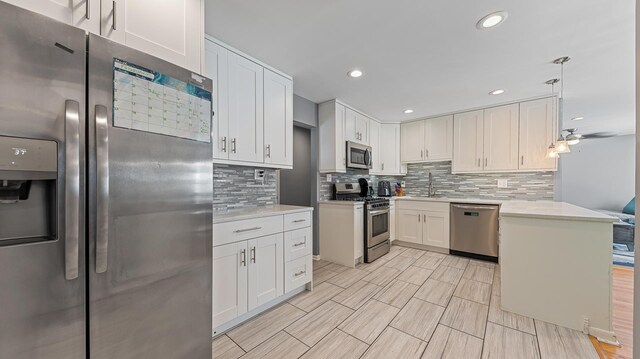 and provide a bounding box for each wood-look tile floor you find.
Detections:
[213,245,601,359]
